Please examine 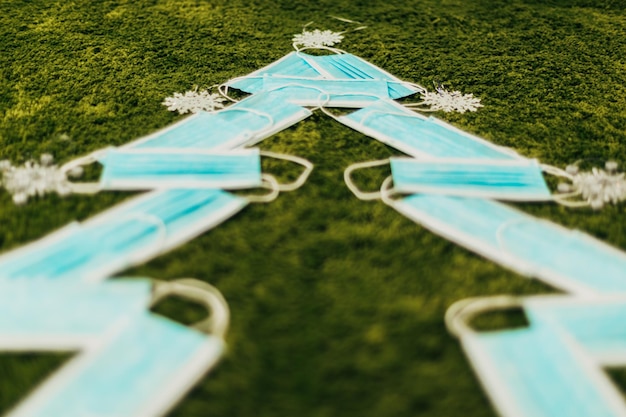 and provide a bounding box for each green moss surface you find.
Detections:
[1,0,625,416]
